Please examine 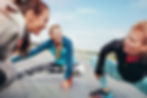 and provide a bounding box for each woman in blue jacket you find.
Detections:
[12,24,74,91]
